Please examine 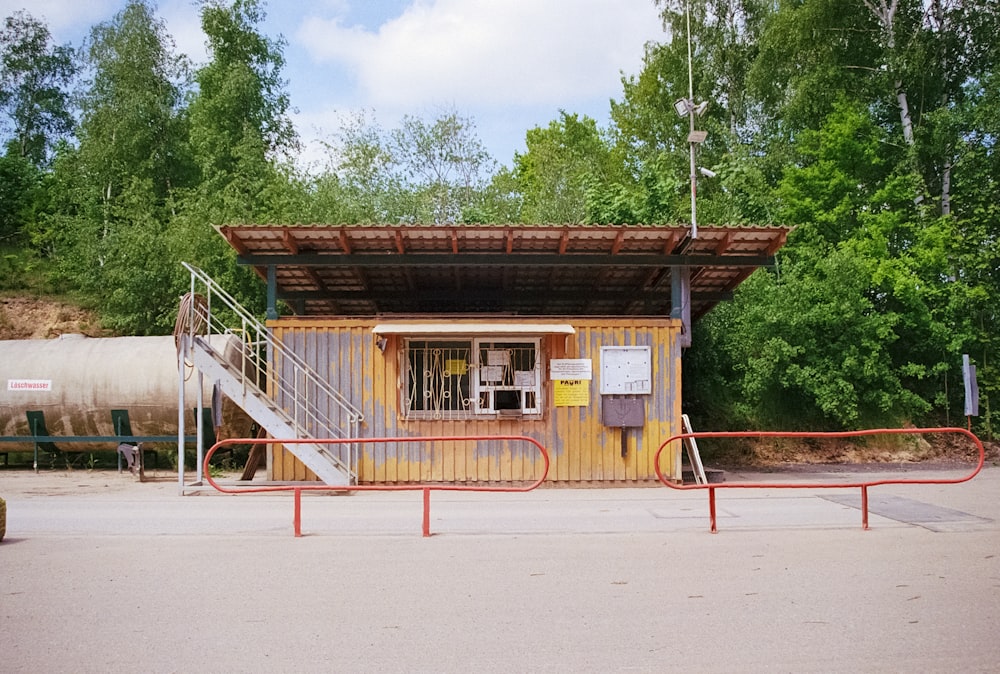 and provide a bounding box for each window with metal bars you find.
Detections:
[403,338,542,419]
